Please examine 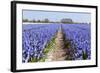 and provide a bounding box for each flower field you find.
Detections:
[22,23,91,63]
